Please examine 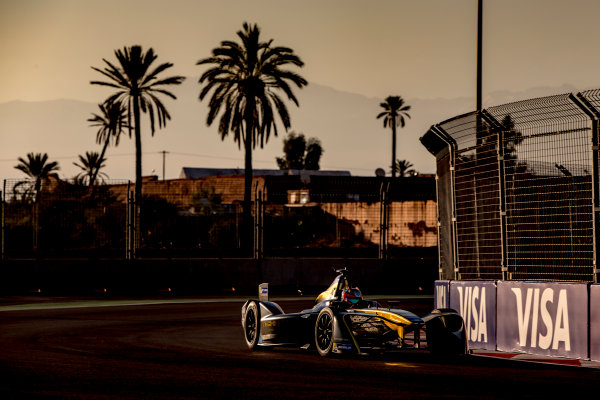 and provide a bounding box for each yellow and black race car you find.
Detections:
[241,269,467,356]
